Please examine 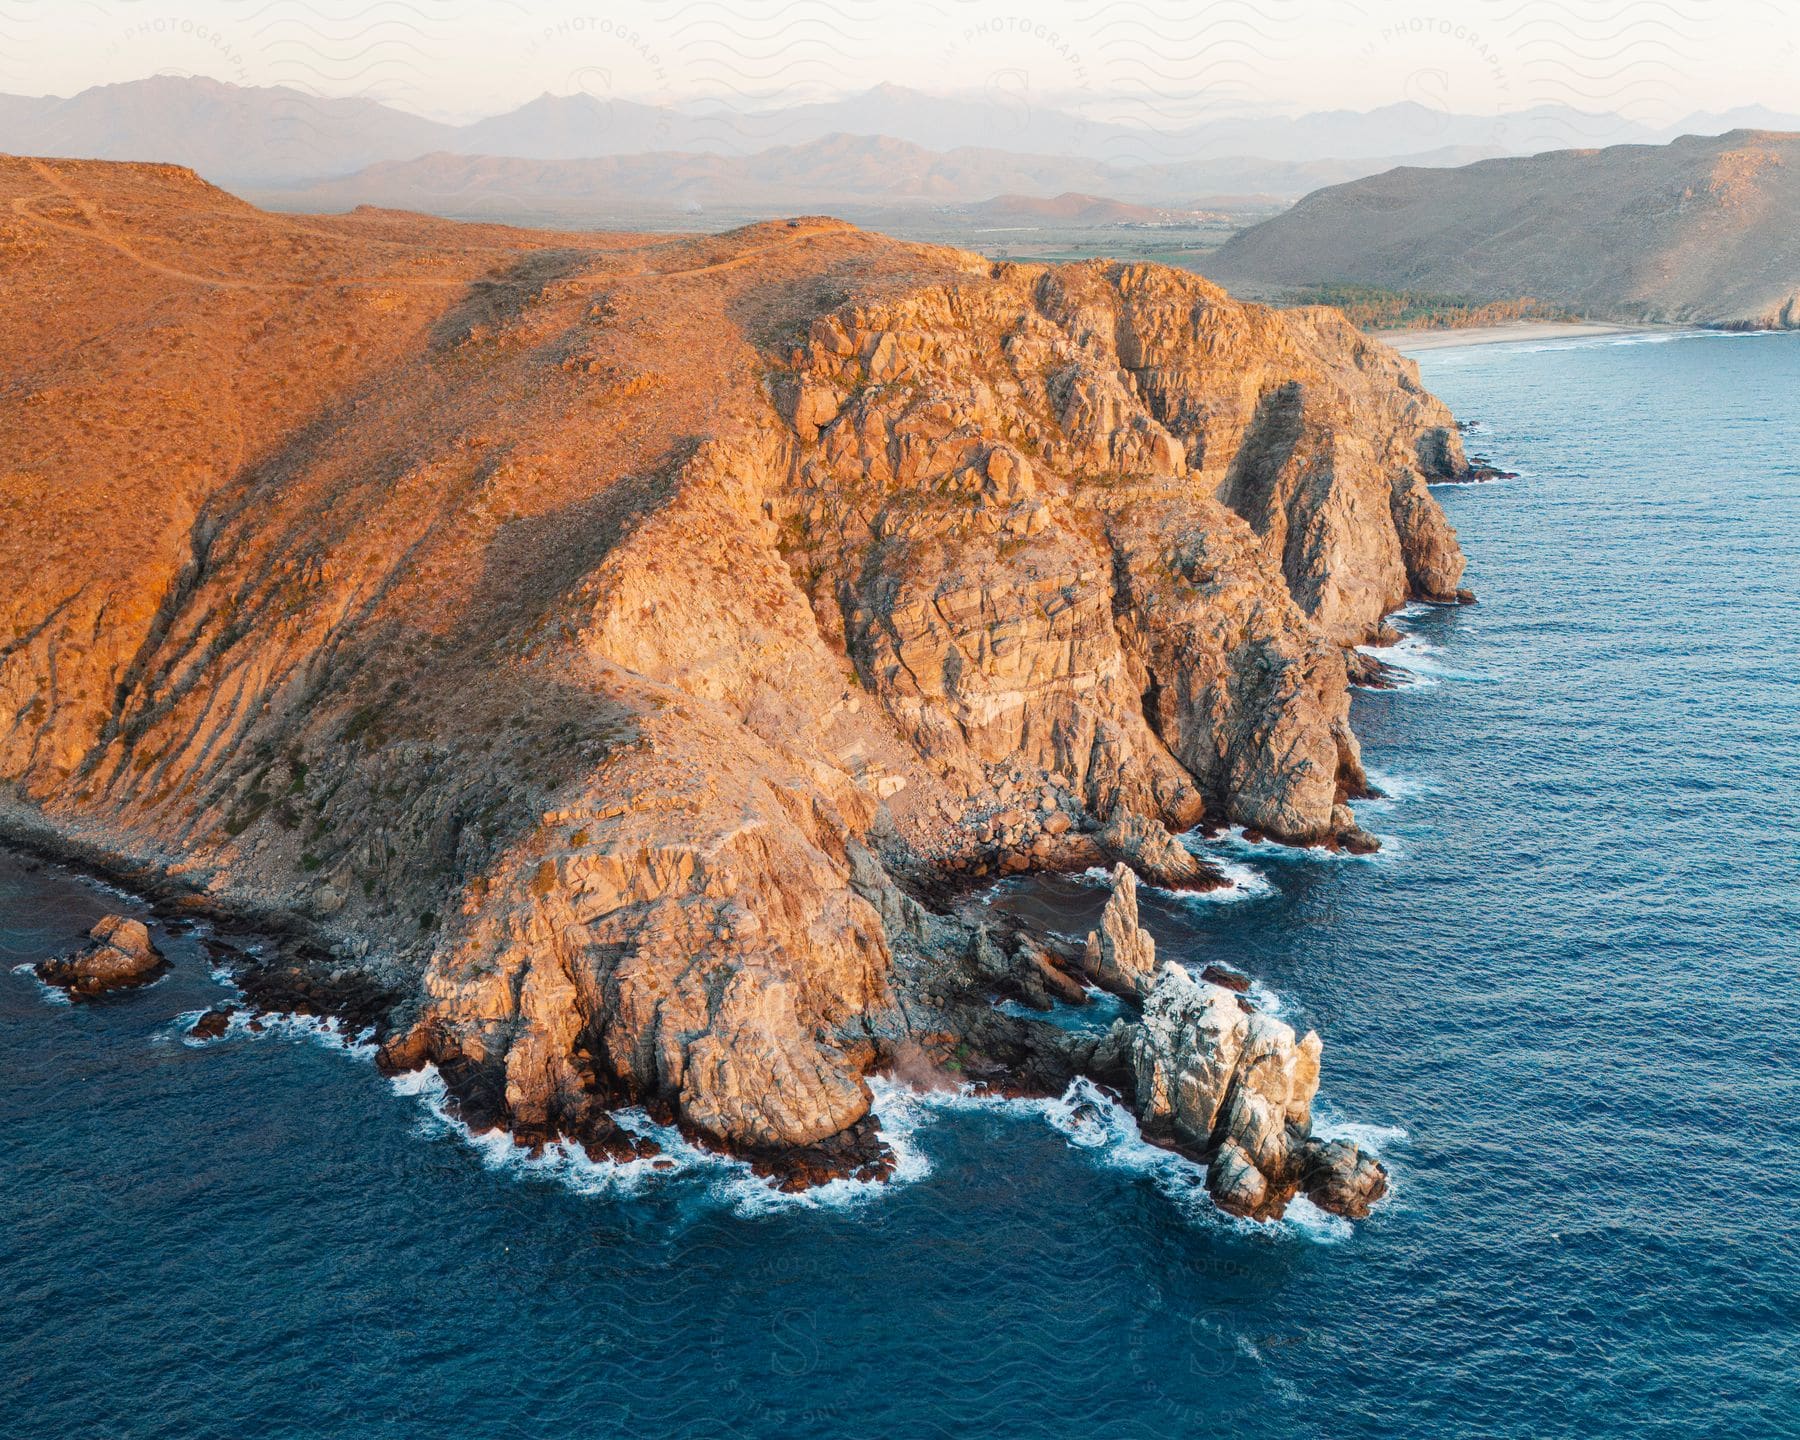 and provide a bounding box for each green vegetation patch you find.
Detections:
[1283,283,1576,331]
